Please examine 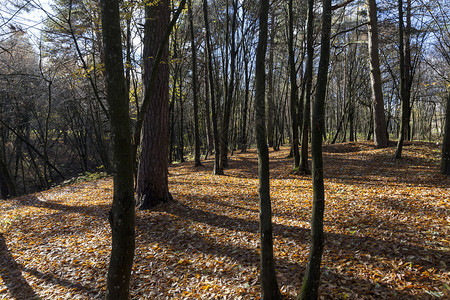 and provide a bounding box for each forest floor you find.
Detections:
[0,141,449,299]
